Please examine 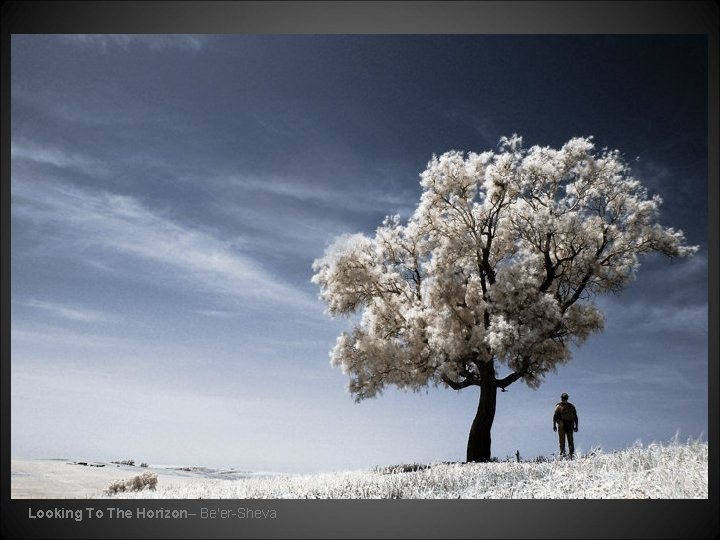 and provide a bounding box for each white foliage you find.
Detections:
[312,135,697,398]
